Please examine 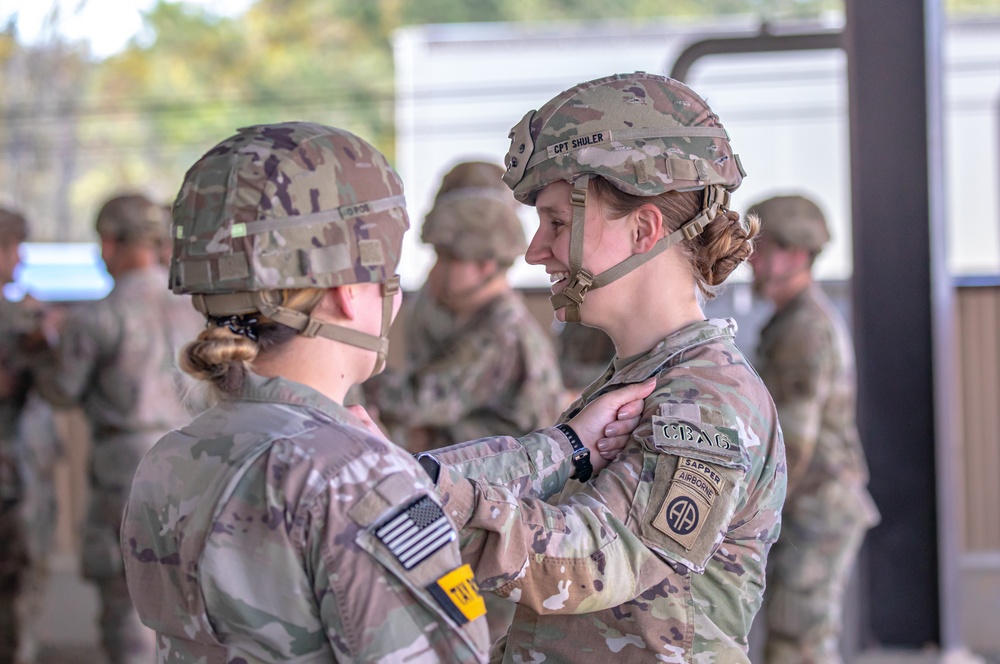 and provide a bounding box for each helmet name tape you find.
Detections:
[540,126,730,165]
[225,194,407,239]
